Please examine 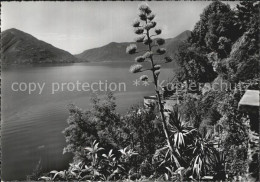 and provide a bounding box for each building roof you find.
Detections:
[238,90,259,113]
